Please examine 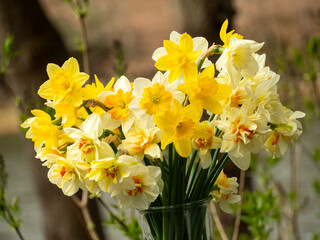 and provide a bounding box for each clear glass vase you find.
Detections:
[138,198,214,240]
